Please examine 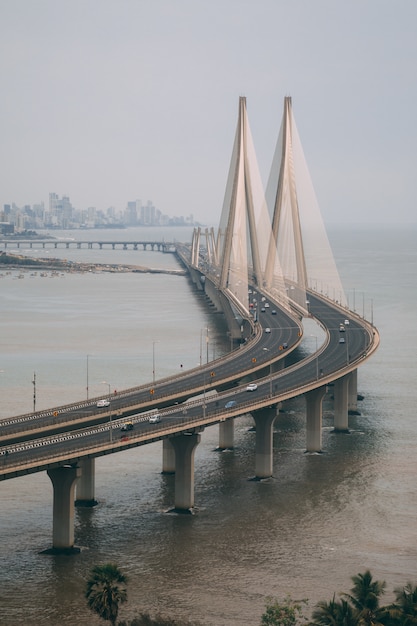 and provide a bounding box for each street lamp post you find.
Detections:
[206,327,209,364]
[203,371,207,419]
[152,341,159,384]
[346,328,349,365]
[32,371,36,413]
[200,327,209,366]
[86,354,90,400]
[263,347,273,397]
[101,381,112,442]
[310,335,318,380]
